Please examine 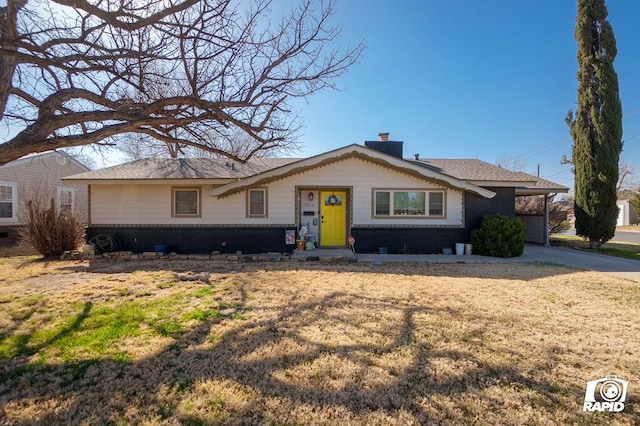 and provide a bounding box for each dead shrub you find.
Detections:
[21,198,85,258]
